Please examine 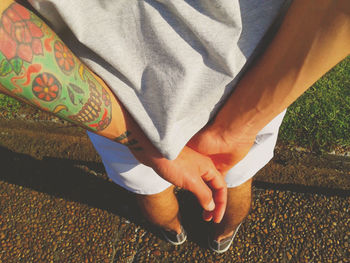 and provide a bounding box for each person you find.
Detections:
[0,0,349,253]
